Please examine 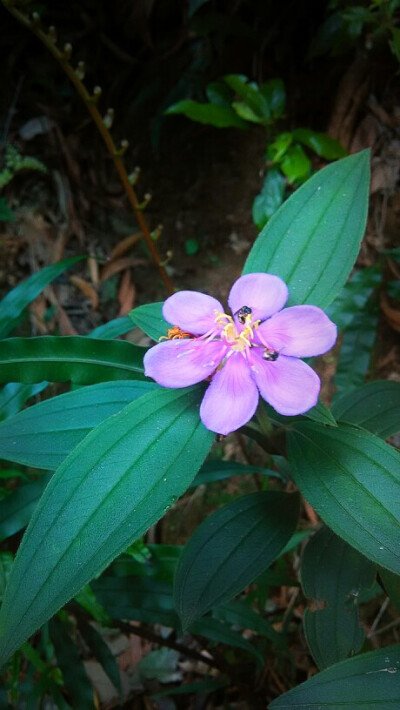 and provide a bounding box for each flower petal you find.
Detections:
[256,305,337,357]
[248,351,320,415]
[200,352,259,435]
[163,291,224,335]
[144,339,227,388]
[228,273,288,323]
